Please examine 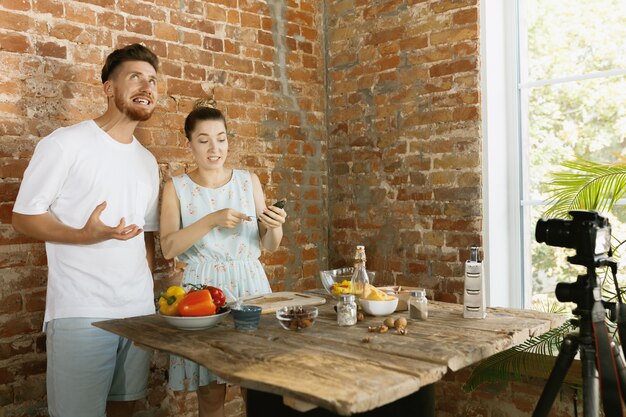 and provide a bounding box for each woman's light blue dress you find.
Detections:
[168,170,272,391]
